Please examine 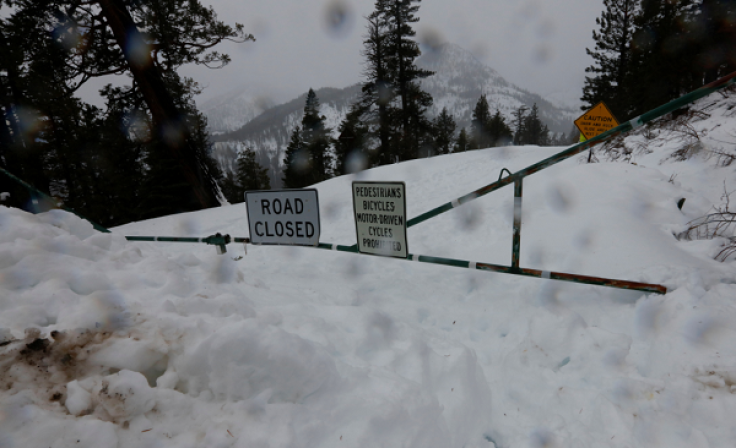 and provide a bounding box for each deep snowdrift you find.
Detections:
[2,91,736,447]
